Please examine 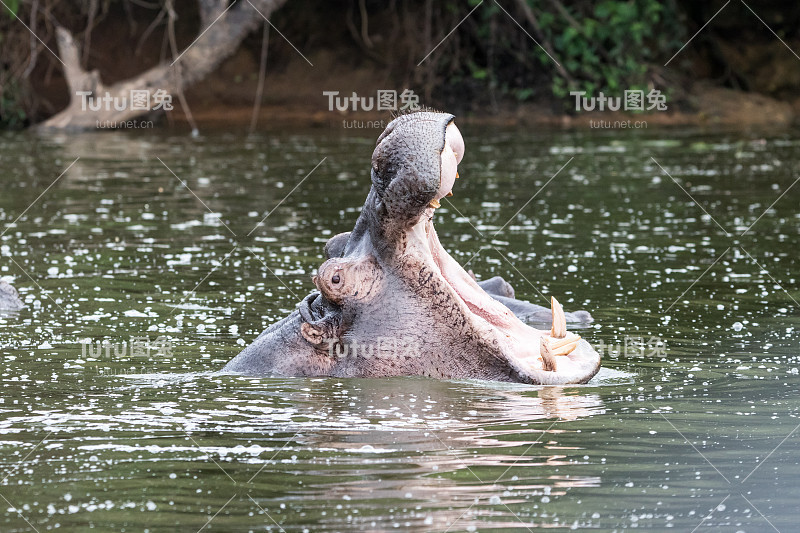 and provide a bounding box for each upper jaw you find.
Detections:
[369,112,455,230]
[429,122,464,209]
